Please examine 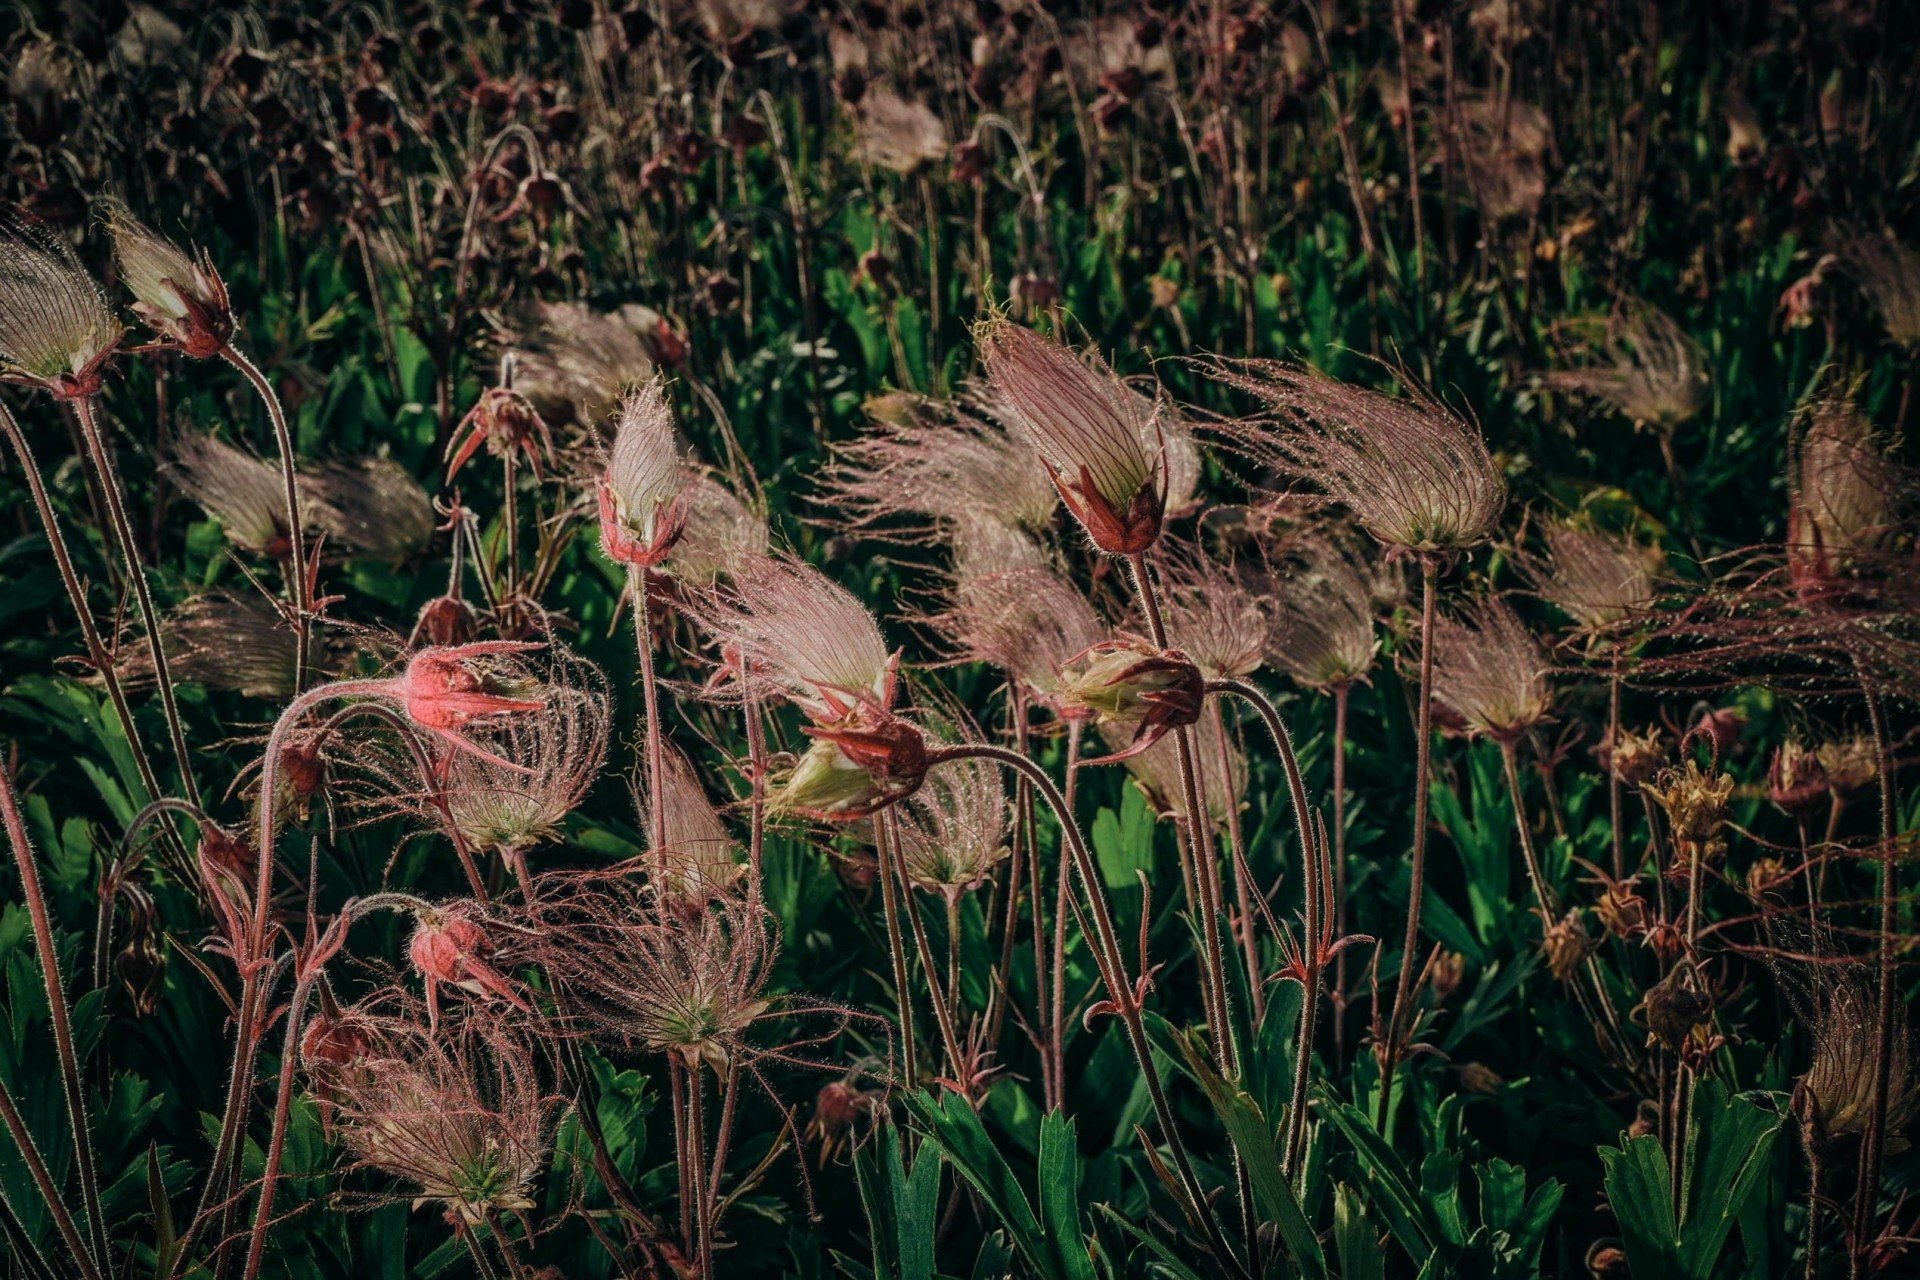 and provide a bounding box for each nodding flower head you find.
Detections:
[516,876,777,1072]
[640,744,744,896]
[888,754,1008,900]
[1645,759,1734,858]
[695,555,897,723]
[145,592,302,699]
[405,645,609,854]
[102,201,232,357]
[1789,398,1909,580]
[407,902,530,1030]
[1768,740,1830,817]
[599,378,690,568]
[849,88,949,174]
[1516,519,1663,640]
[978,318,1166,555]
[0,217,120,398]
[1790,956,1919,1151]
[1055,637,1206,761]
[1207,359,1505,556]
[1152,537,1271,680]
[1835,226,1920,350]
[776,710,930,822]
[1265,528,1379,692]
[1430,595,1552,742]
[447,386,554,481]
[163,428,291,556]
[300,456,437,563]
[1542,304,1708,431]
[816,392,1059,542]
[308,997,554,1224]
[396,641,550,772]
